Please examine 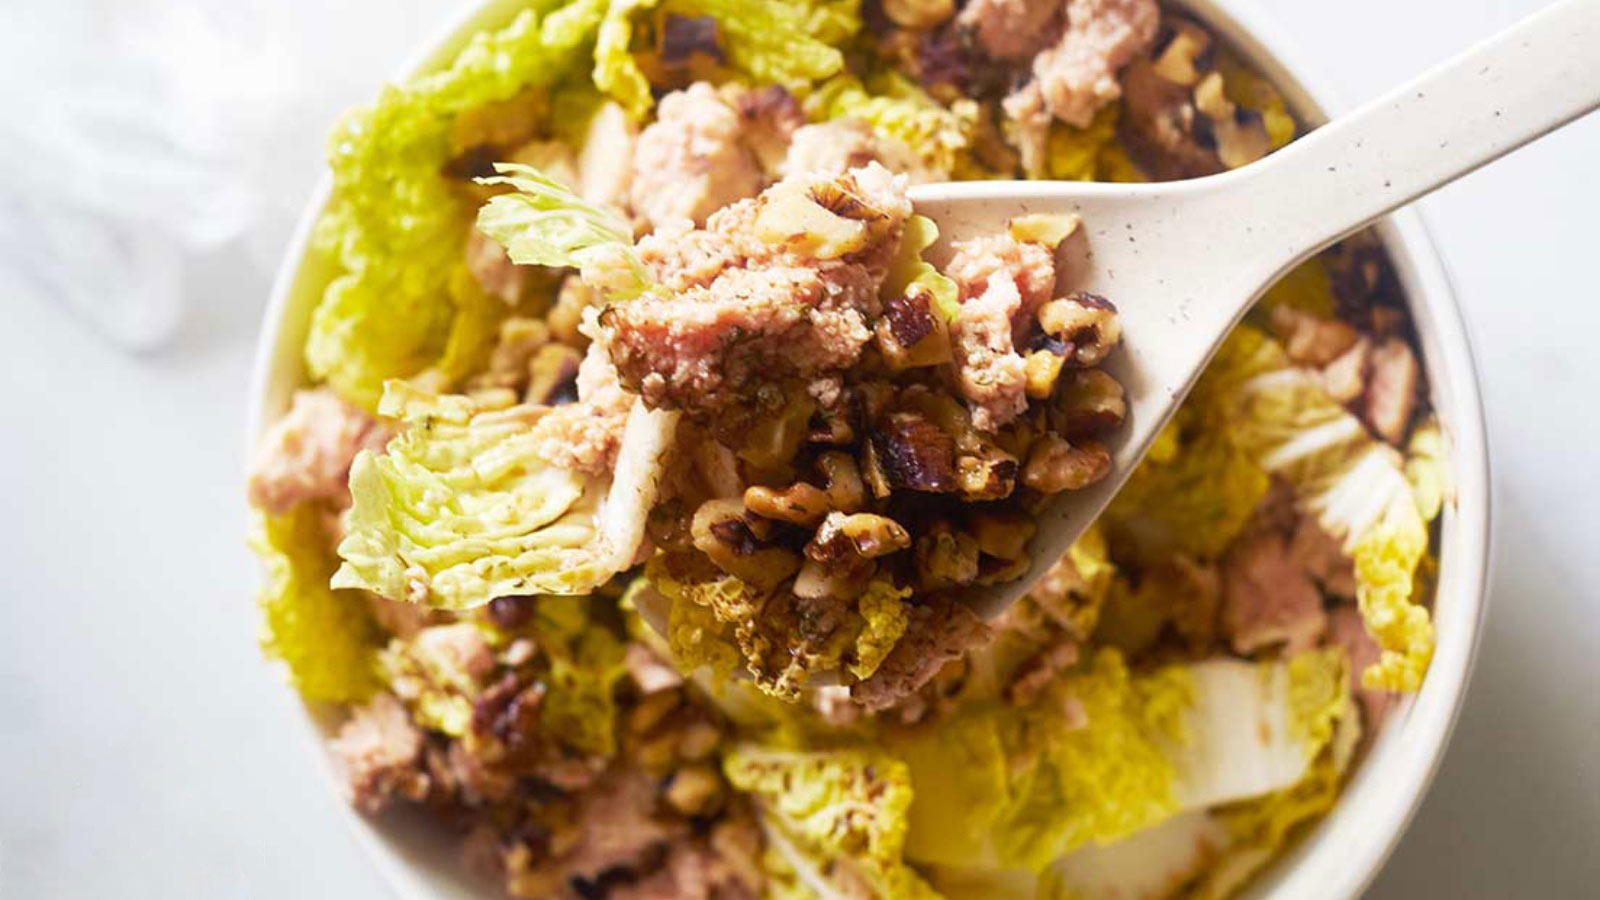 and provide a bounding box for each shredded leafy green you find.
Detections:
[308,3,603,409]
[334,381,673,609]
[725,746,944,899]
[881,214,960,321]
[896,650,1192,873]
[251,506,382,704]
[809,72,976,177]
[531,594,630,756]
[475,162,650,296]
